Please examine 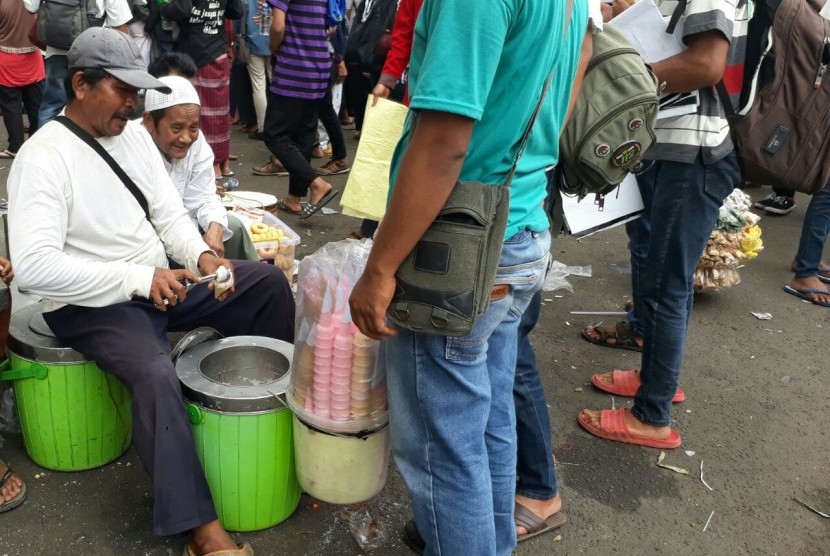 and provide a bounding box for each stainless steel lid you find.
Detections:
[175,336,294,413]
[7,302,88,363]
